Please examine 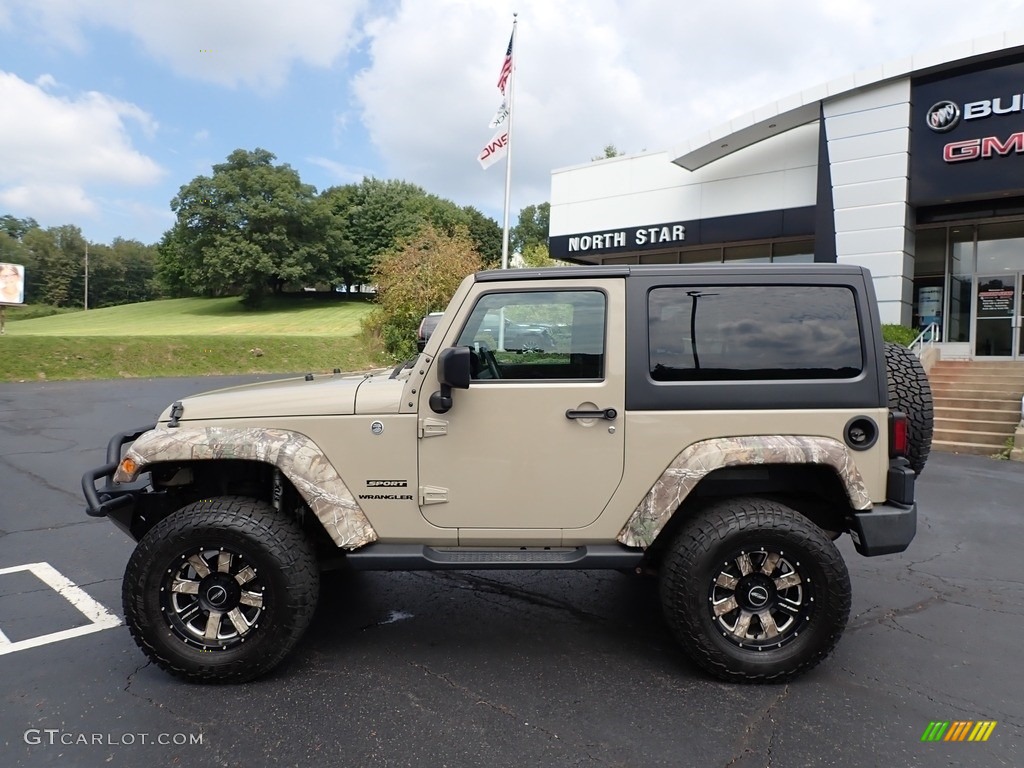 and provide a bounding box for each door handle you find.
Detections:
[565,408,617,421]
